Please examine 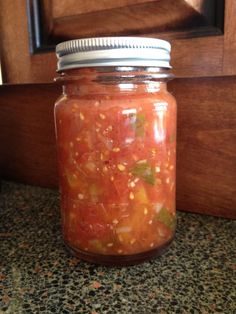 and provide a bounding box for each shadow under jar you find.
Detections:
[55,37,177,266]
